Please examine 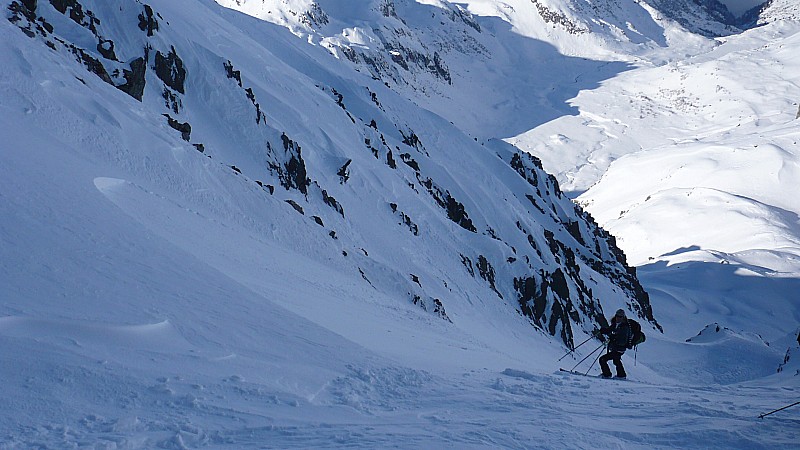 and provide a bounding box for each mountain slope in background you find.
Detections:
[216,0,733,140]
[1,0,799,447]
[510,14,800,343]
